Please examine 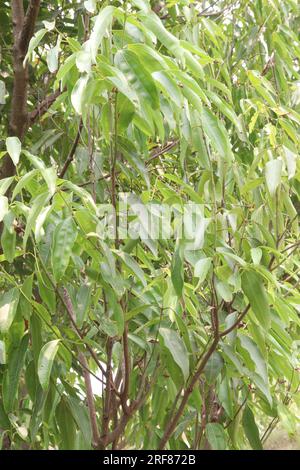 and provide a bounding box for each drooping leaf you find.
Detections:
[0,195,9,222]
[115,49,159,109]
[265,159,282,196]
[205,423,227,450]
[51,217,77,282]
[3,334,29,412]
[171,245,184,298]
[159,327,189,381]
[201,107,232,160]
[242,405,263,450]
[38,339,60,391]
[87,6,115,63]
[194,257,212,282]
[241,270,271,330]
[6,137,21,166]
[0,288,20,333]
